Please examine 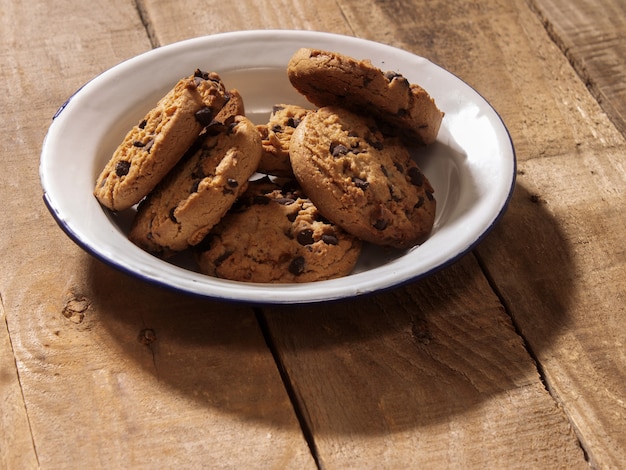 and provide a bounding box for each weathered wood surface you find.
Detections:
[0,1,315,468]
[528,0,626,137]
[1,0,625,468]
